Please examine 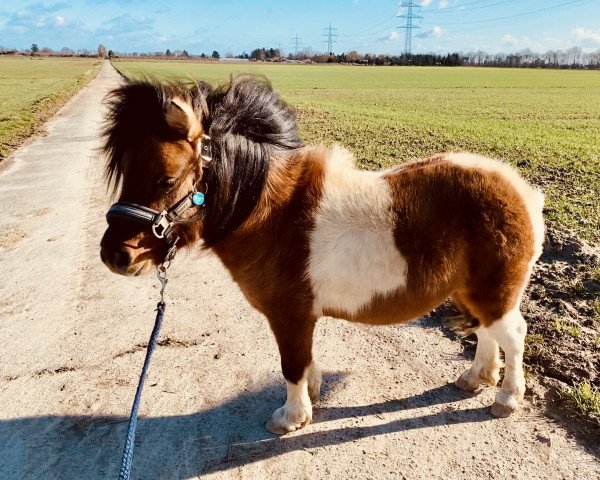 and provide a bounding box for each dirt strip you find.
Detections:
[0,61,598,480]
